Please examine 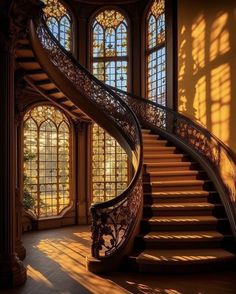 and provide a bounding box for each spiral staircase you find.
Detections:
[15,16,236,273]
